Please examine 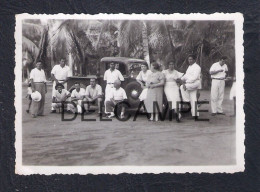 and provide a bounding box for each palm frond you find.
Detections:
[22,36,39,54]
